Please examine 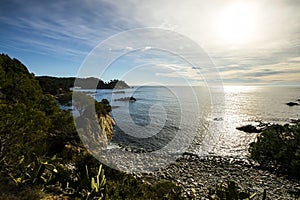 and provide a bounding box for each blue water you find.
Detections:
[91,85,300,157]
